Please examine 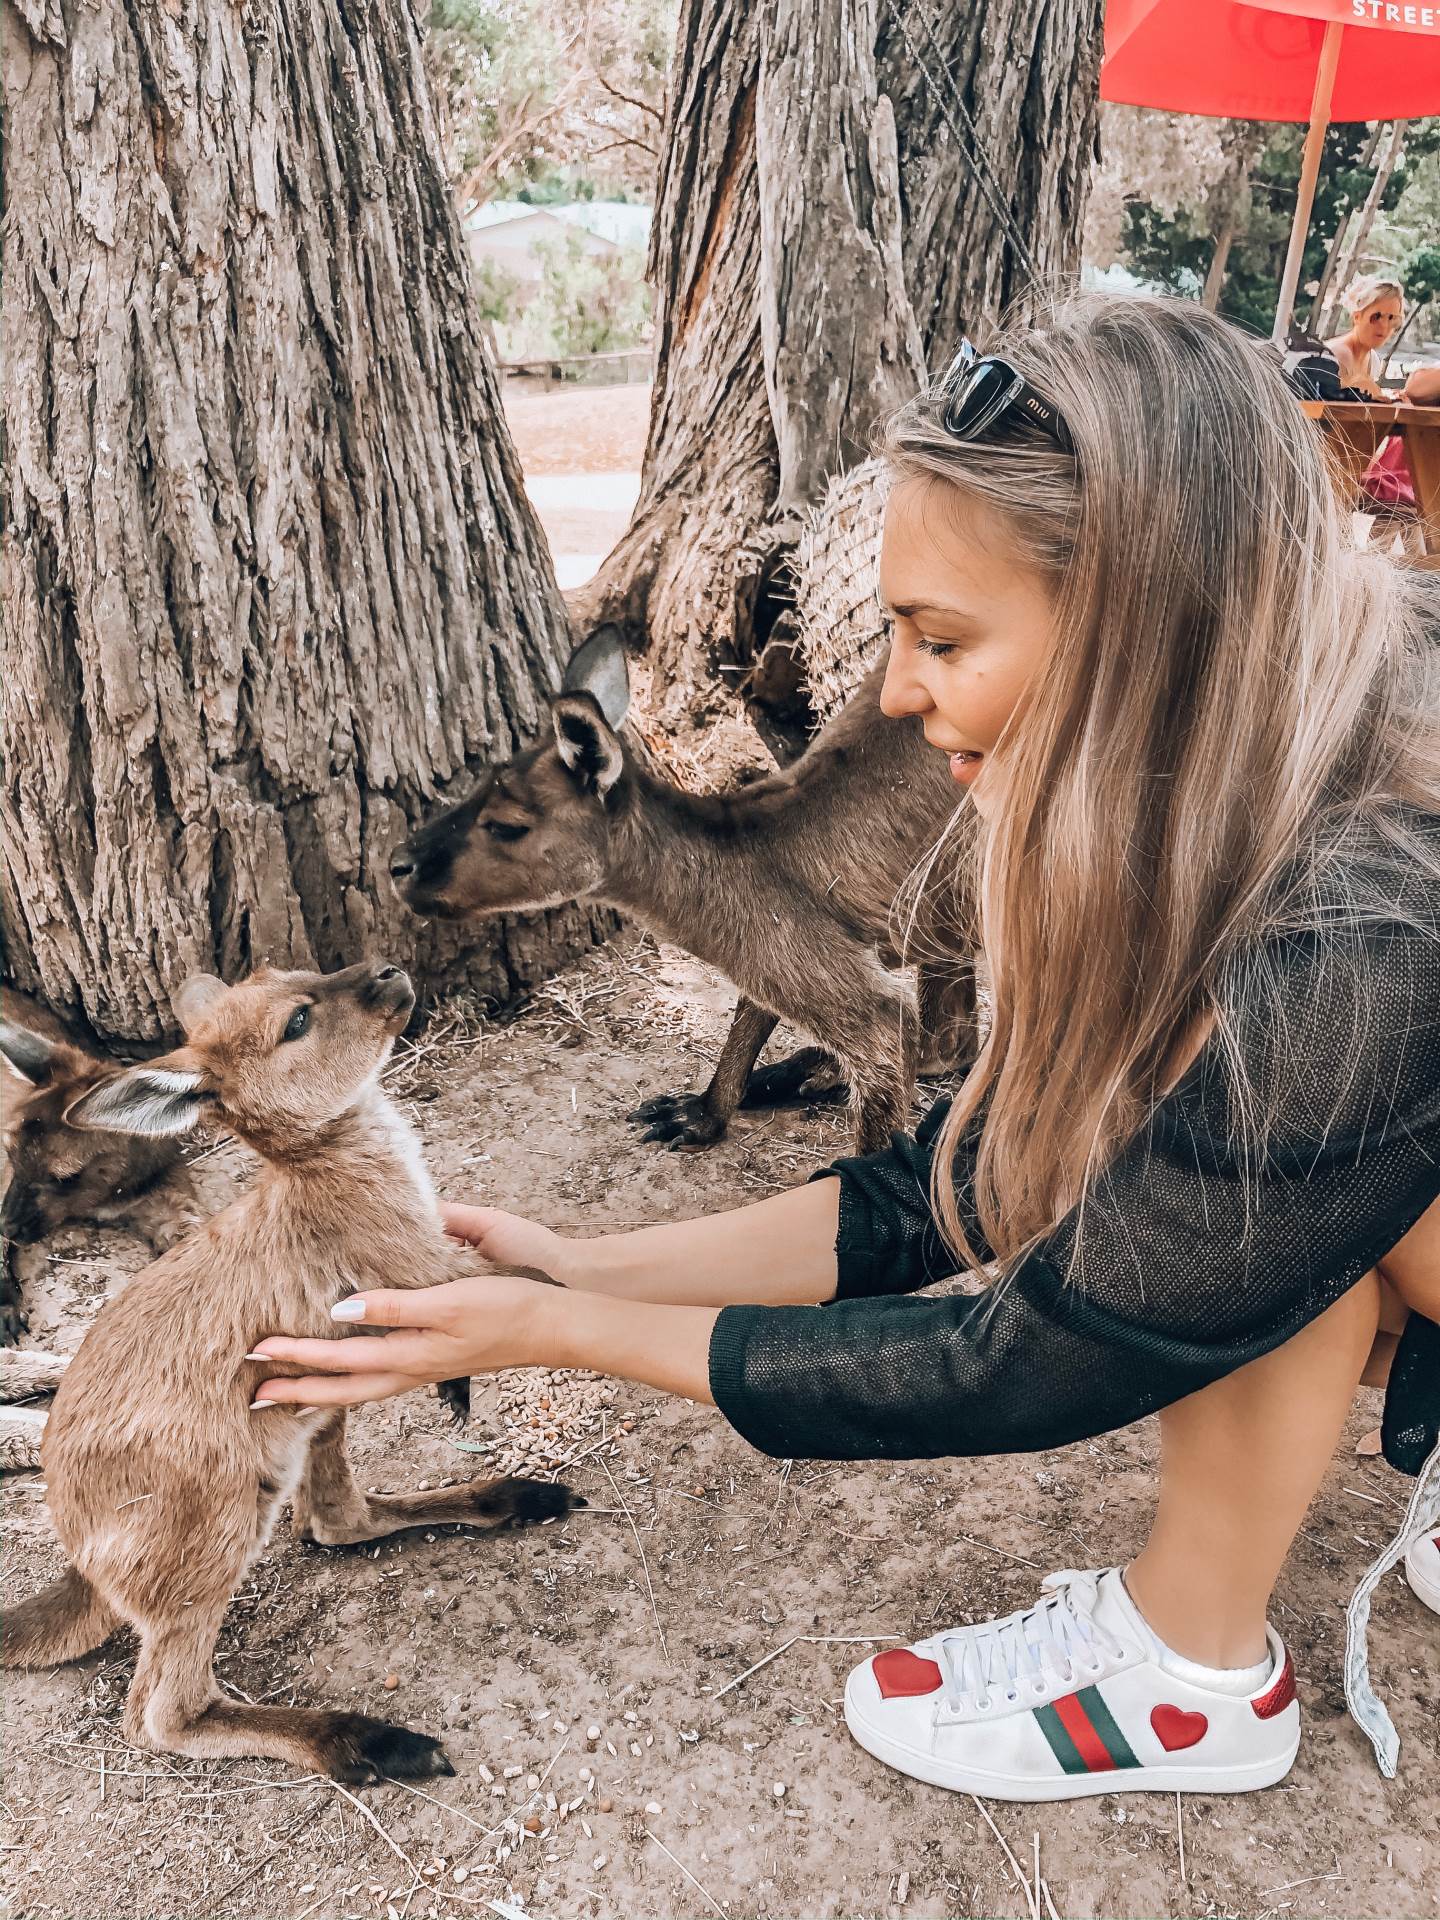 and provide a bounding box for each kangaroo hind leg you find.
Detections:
[126,1596,451,1784]
[292,1412,583,1549]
